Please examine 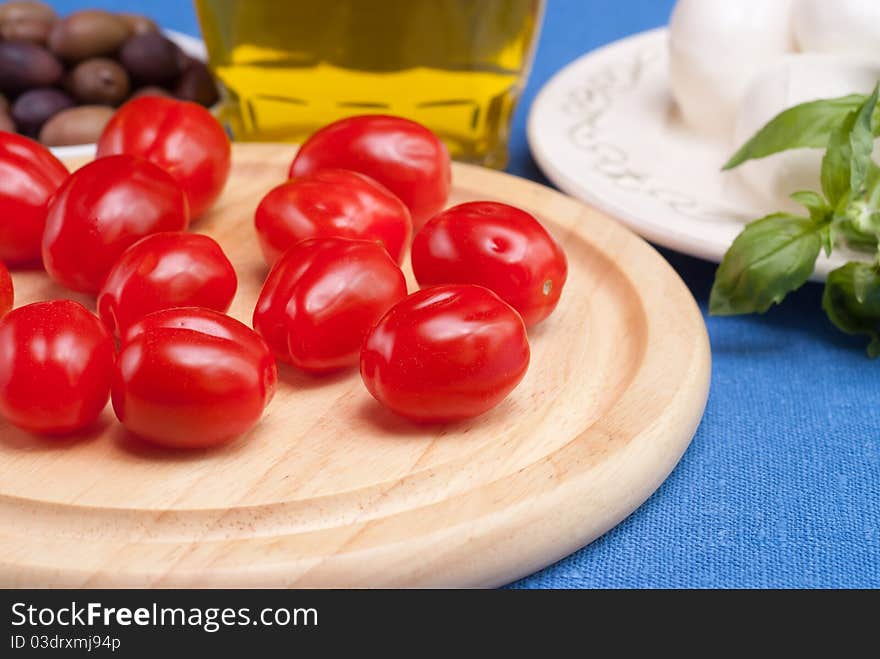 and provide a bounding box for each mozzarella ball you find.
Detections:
[793,0,880,58]
[733,54,880,211]
[669,0,795,136]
